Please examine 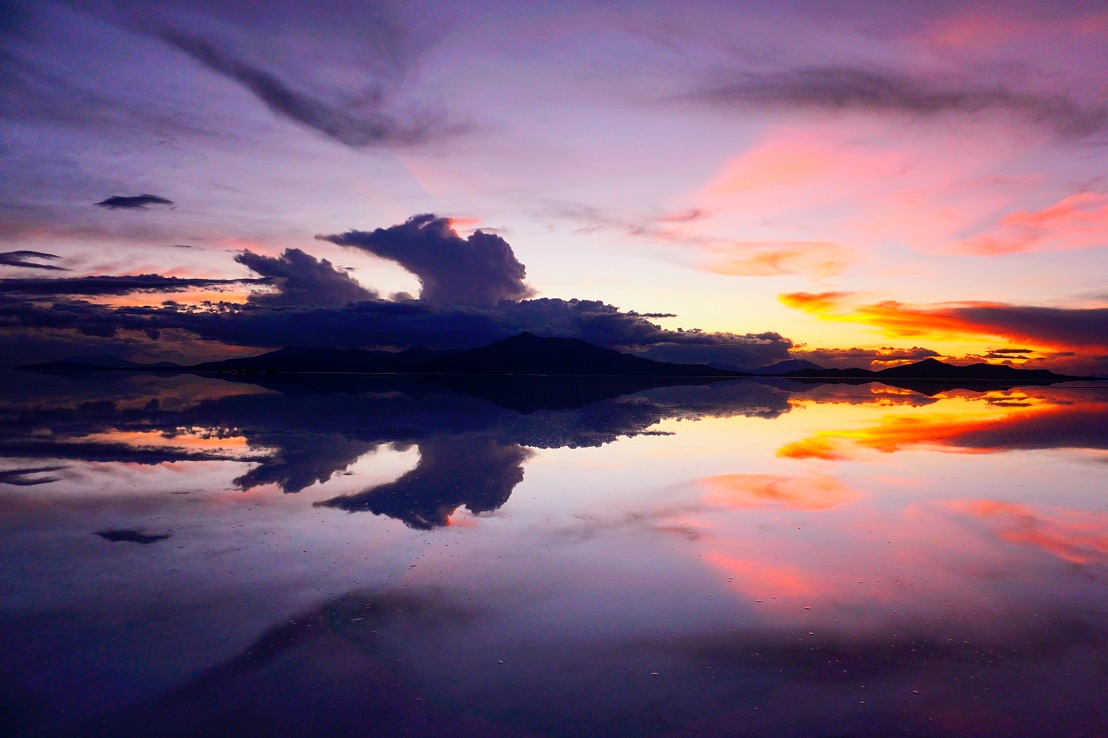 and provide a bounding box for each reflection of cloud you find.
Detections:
[779,390,1108,460]
[954,500,1108,565]
[315,438,532,529]
[95,529,171,544]
[94,194,174,210]
[700,473,858,511]
[0,465,66,486]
